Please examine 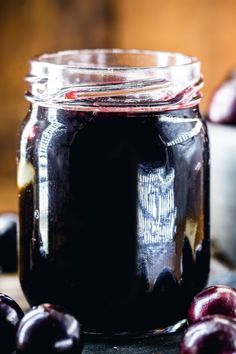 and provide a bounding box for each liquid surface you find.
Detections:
[18,106,210,334]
